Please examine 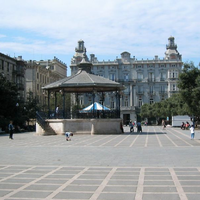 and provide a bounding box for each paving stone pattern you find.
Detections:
[0,126,200,200]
